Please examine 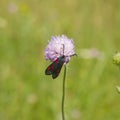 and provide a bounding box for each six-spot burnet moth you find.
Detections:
[45,44,76,79]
